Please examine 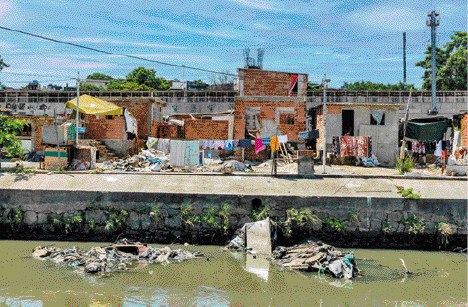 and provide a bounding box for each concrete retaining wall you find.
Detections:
[0,189,466,248]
